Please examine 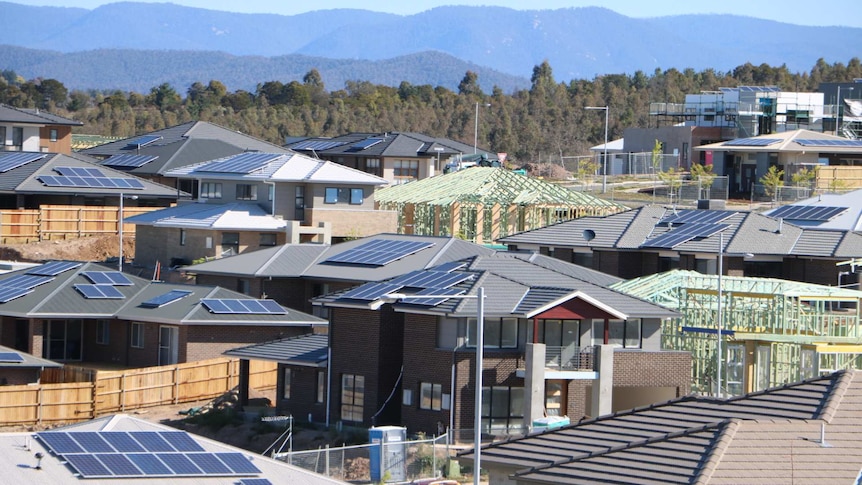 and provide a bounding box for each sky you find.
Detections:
[10,0,862,28]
